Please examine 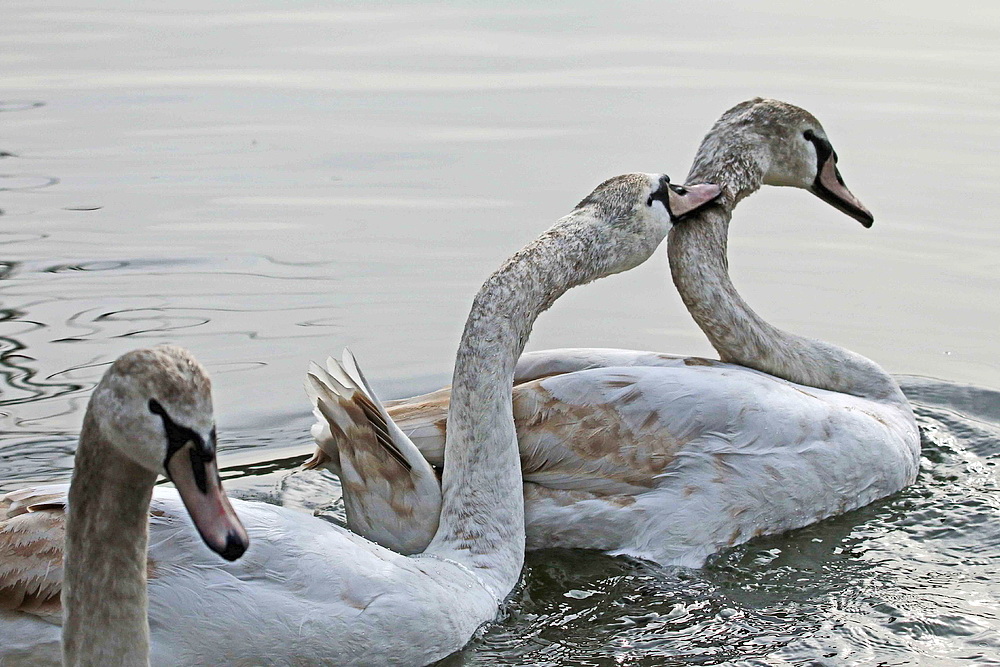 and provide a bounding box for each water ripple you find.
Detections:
[0,101,44,113]
[0,174,59,191]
